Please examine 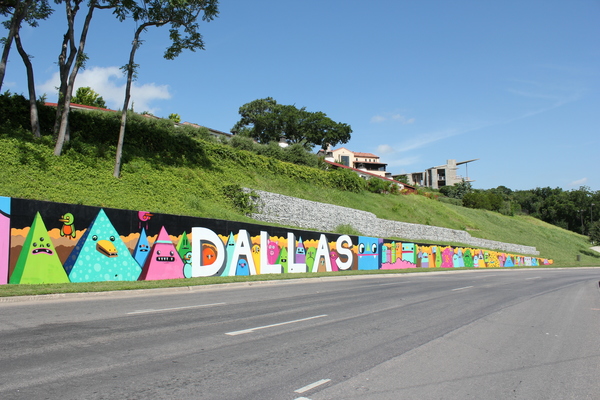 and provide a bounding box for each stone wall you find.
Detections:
[248,189,540,256]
